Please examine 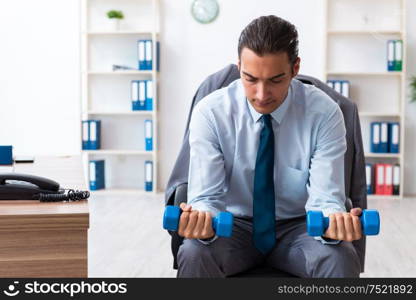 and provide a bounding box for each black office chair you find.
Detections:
[165,64,367,277]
